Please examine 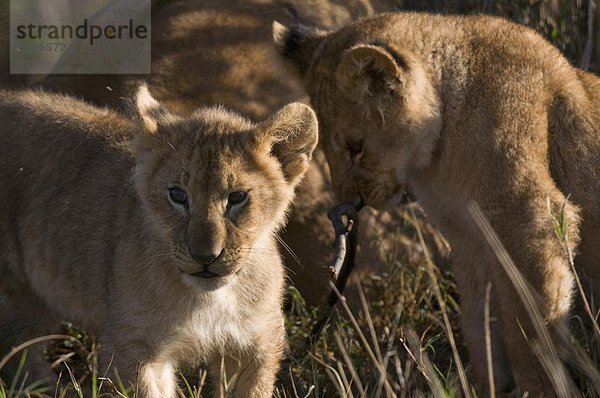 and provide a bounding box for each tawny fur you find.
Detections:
[1,0,449,304]
[0,88,318,398]
[274,12,600,396]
